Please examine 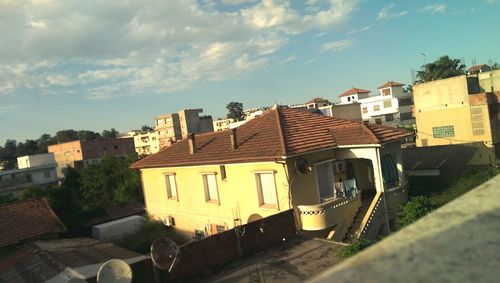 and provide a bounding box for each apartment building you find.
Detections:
[133,131,161,155]
[413,74,500,156]
[338,82,415,127]
[213,118,235,132]
[154,109,214,148]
